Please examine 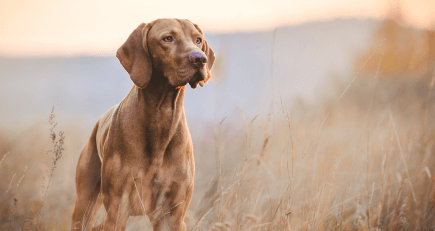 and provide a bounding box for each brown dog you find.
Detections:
[71,18,214,231]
